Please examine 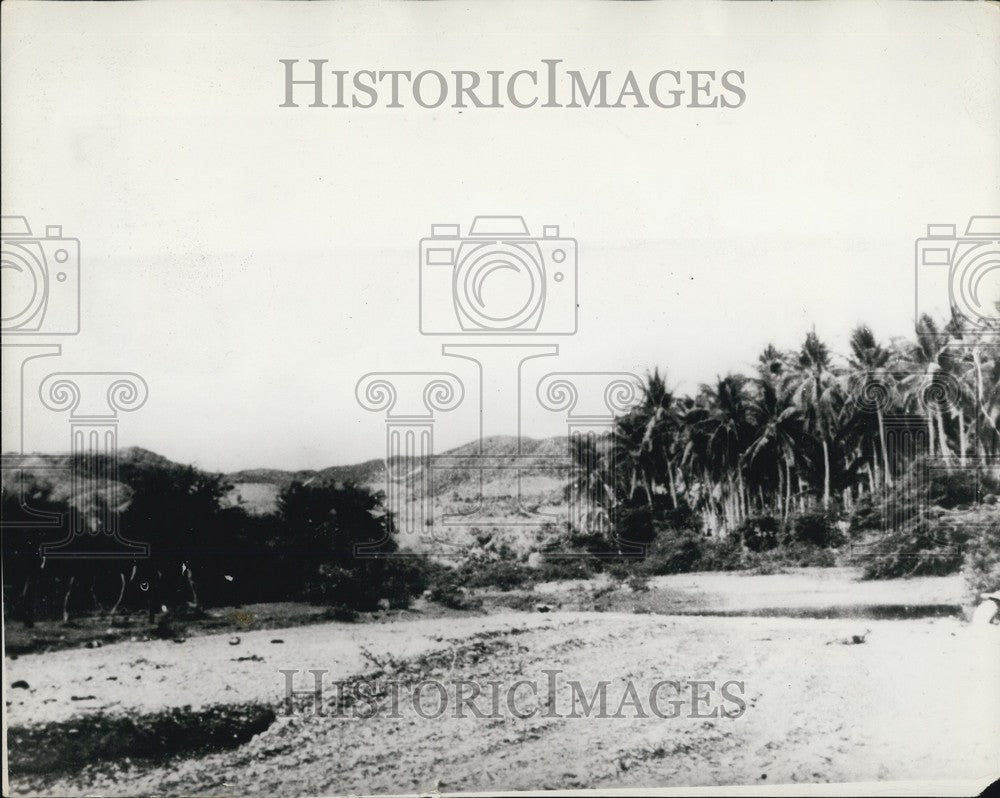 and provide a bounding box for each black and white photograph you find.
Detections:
[2,2,999,796]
